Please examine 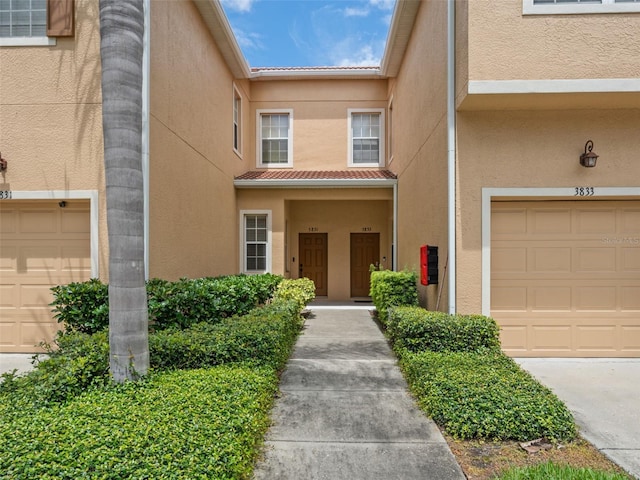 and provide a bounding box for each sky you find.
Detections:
[220,0,397,68]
